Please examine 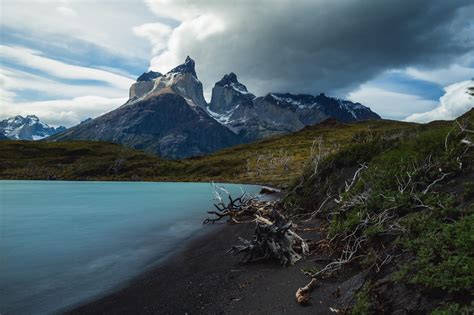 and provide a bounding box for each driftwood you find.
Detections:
[204,184,308,266]
[228,210,309,266]
[295,278,317,304]
[203,189,272,224]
